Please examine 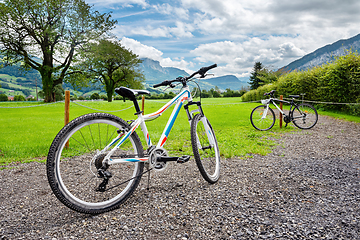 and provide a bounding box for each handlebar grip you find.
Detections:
[153,83,163,88]
[264,90,276,96]
[153,80,171,88]
[206,63,217,71]
[198,63,217,78]
[200,64,217,73]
